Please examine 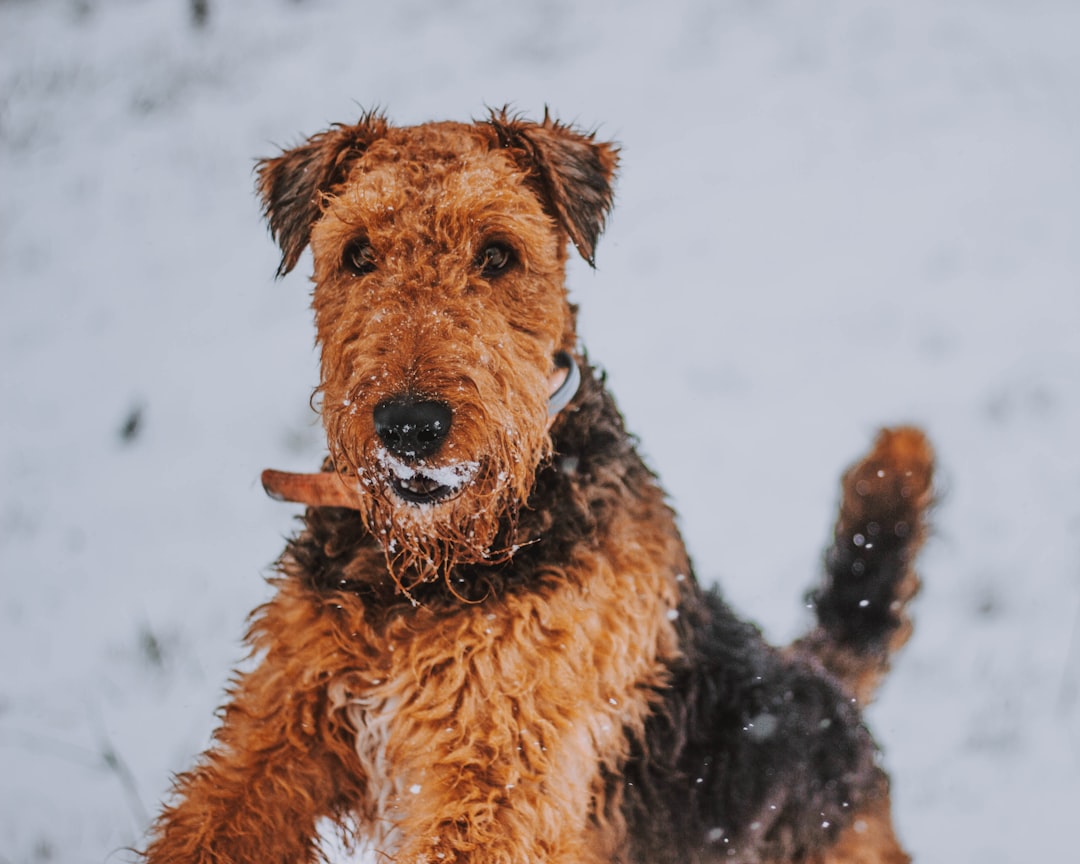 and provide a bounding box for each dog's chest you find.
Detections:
[325,550,683,851]
[330,677,405,844]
